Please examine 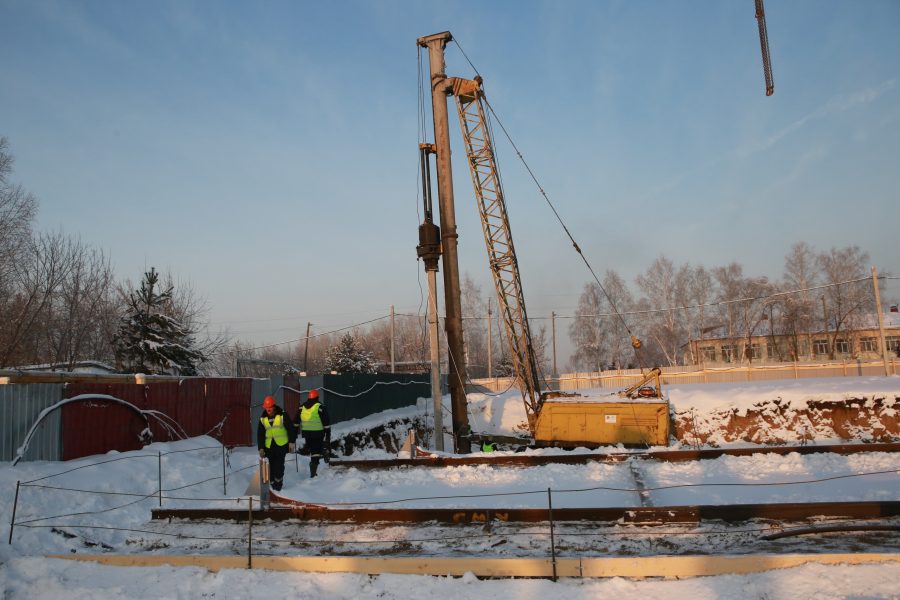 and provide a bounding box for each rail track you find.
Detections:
[327,441,900,470]
[154,499,900,526]
[141,502,900,564]
[151,442,899,529]
[121,443,900,569]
